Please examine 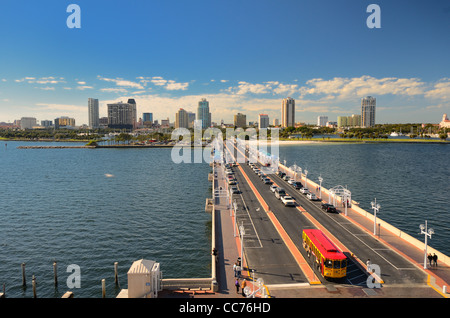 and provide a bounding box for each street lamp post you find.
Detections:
[239,222,245,266]
[371,198,380,235]
[318,175,323,200]
[304,169,308,190]
[419,220,434,269]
